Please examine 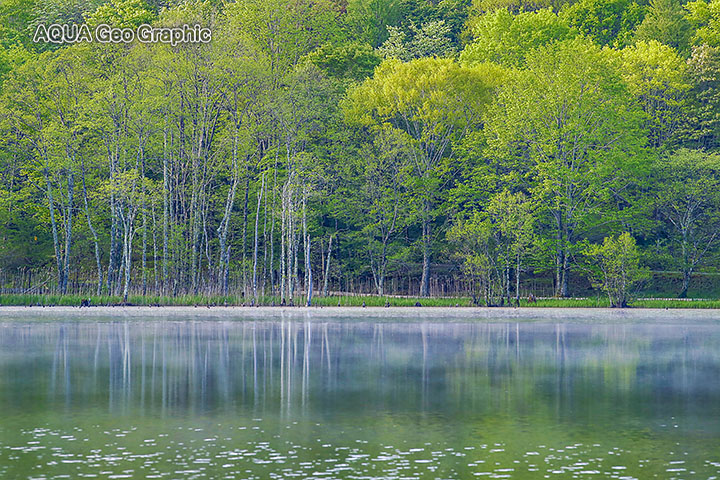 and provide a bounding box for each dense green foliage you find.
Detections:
[2,0,720,307]
[584,232,650,306]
